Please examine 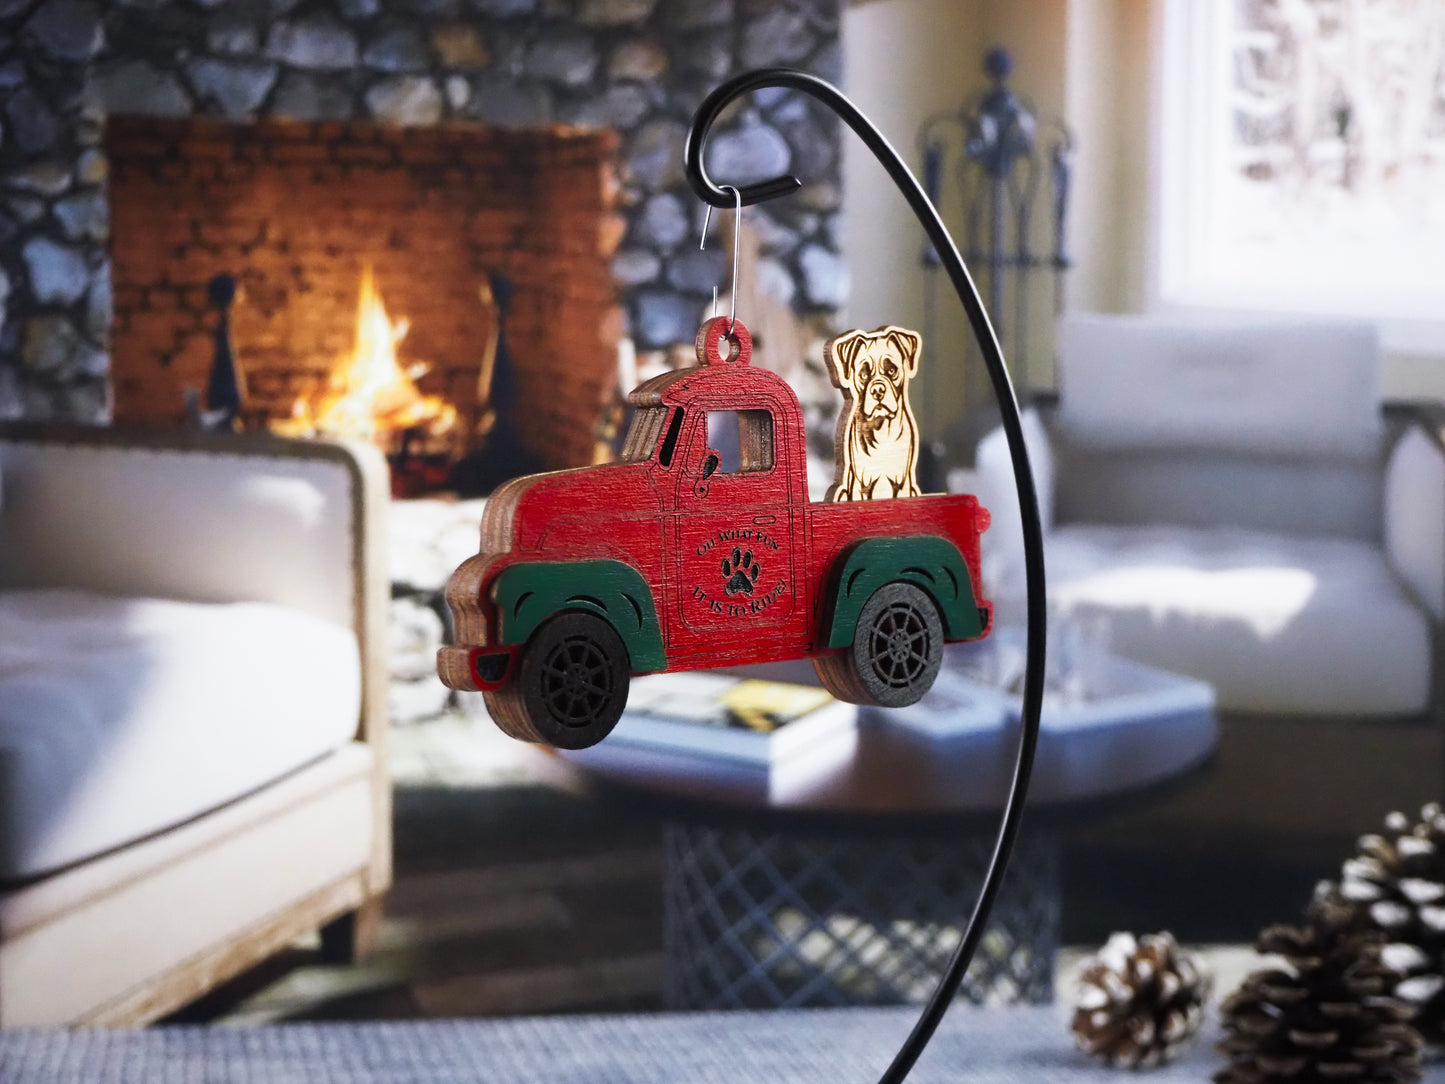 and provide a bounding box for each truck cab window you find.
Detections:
[706,410,774,473]
[658,407,684,468]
